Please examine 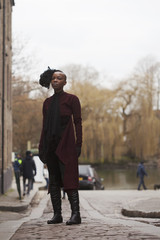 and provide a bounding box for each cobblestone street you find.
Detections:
[9,191,160,240]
